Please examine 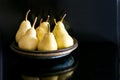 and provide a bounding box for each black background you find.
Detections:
[0,0,119,80]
